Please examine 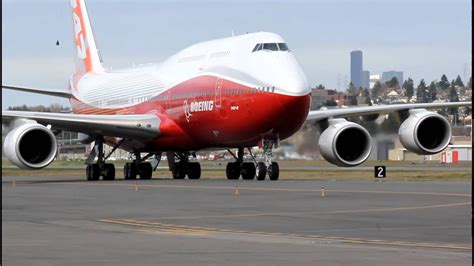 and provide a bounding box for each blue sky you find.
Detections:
[2,0,471,109]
